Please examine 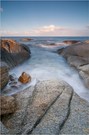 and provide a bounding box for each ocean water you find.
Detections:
[2,36,89,102]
